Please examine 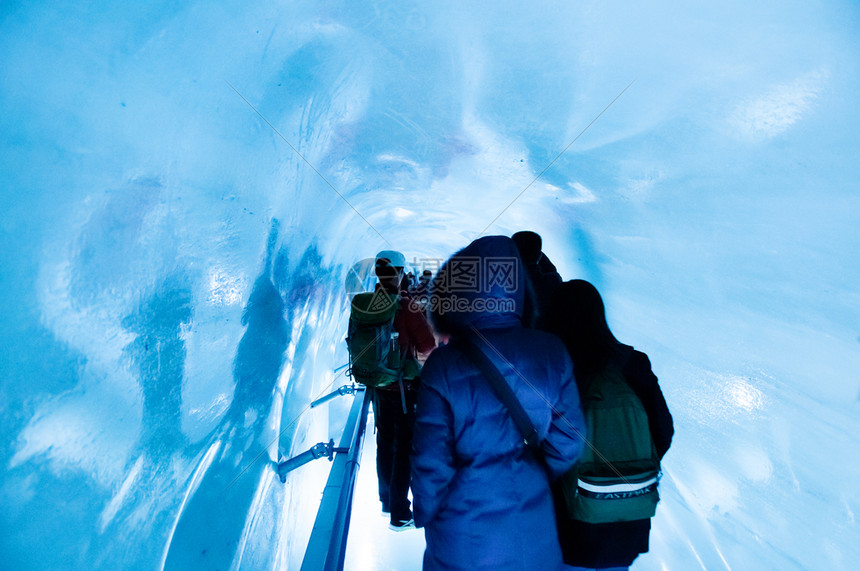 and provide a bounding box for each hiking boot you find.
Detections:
[389,518,415,531]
